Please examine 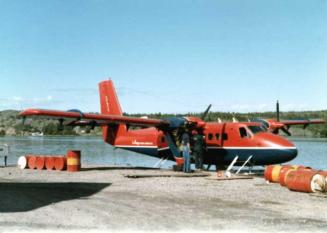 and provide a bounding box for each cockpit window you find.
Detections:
[239,127,248,138]
[248,126,265,134]
[251,118,269,130]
